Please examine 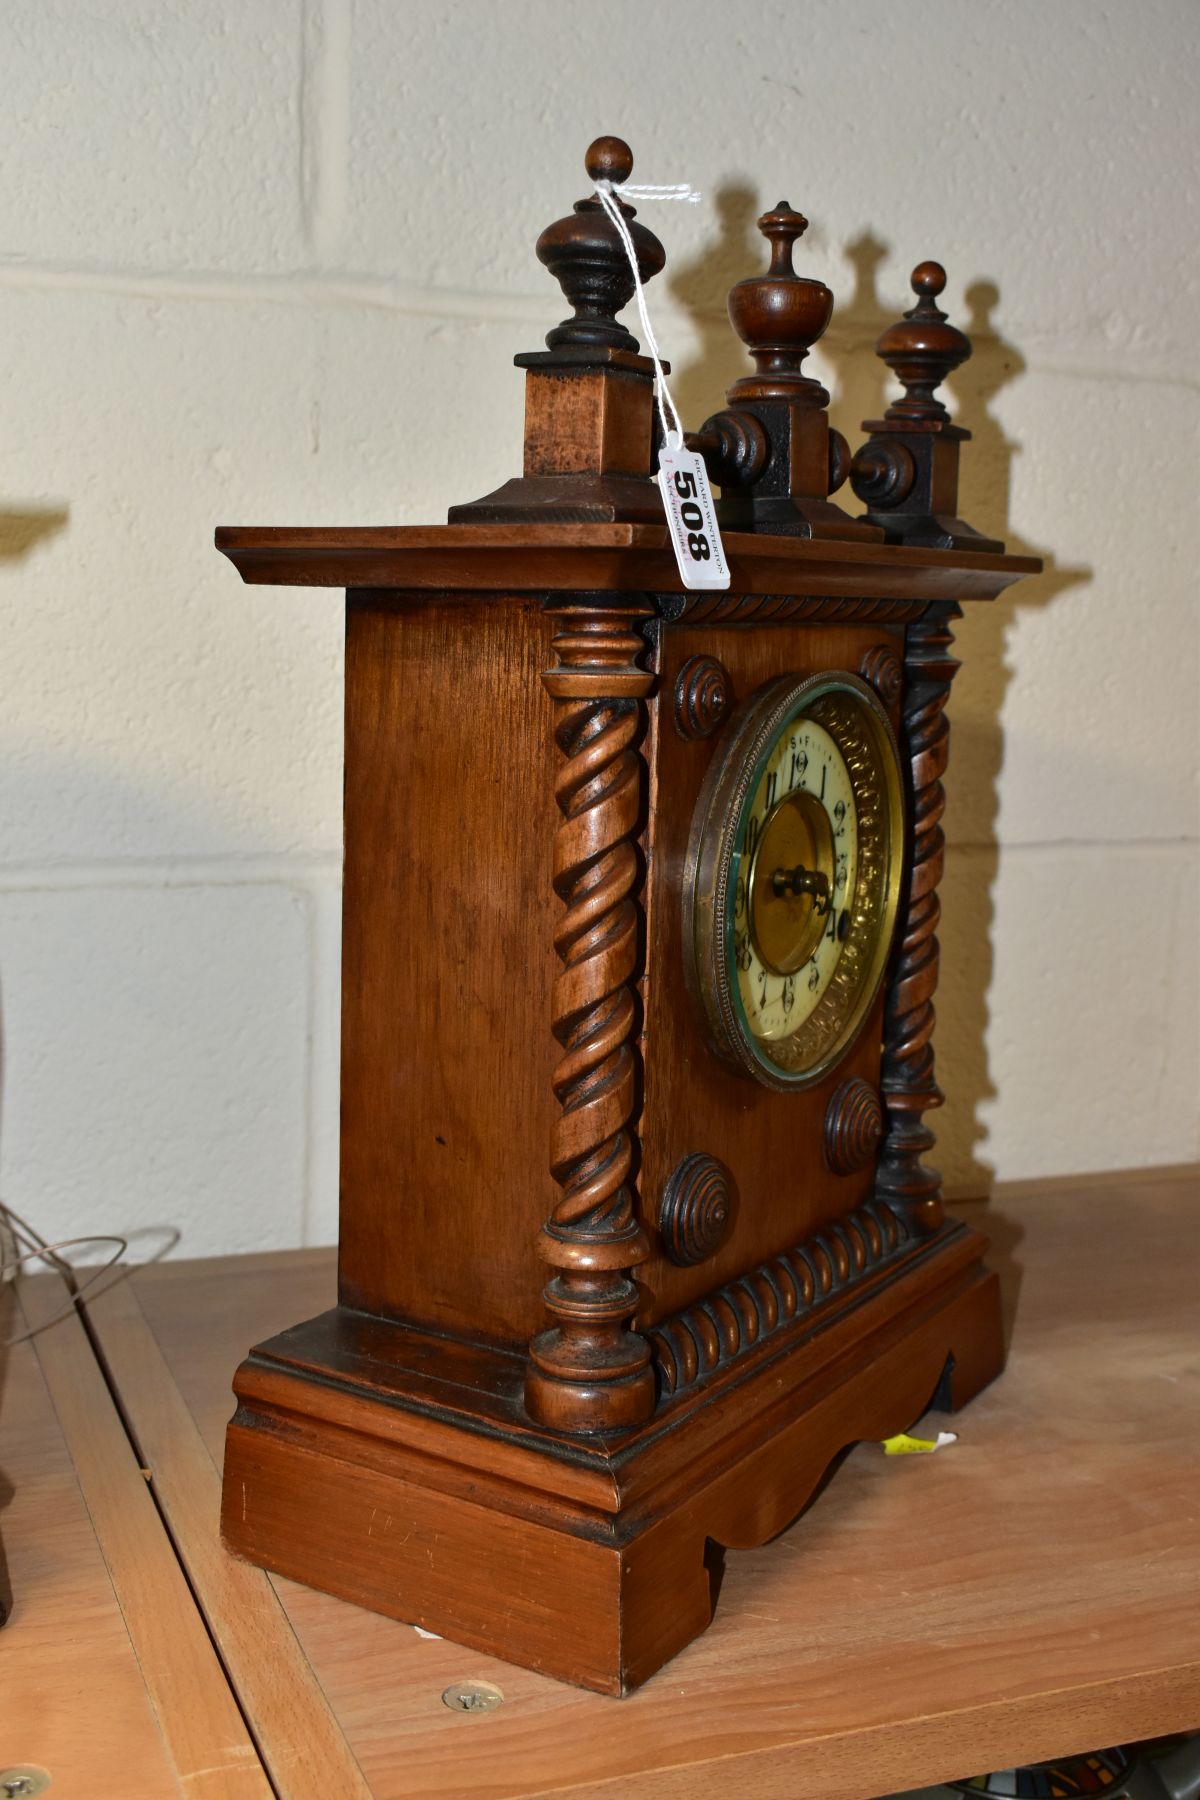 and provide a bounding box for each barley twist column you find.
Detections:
[875,600,961,1235]
[525,594,656,1433]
